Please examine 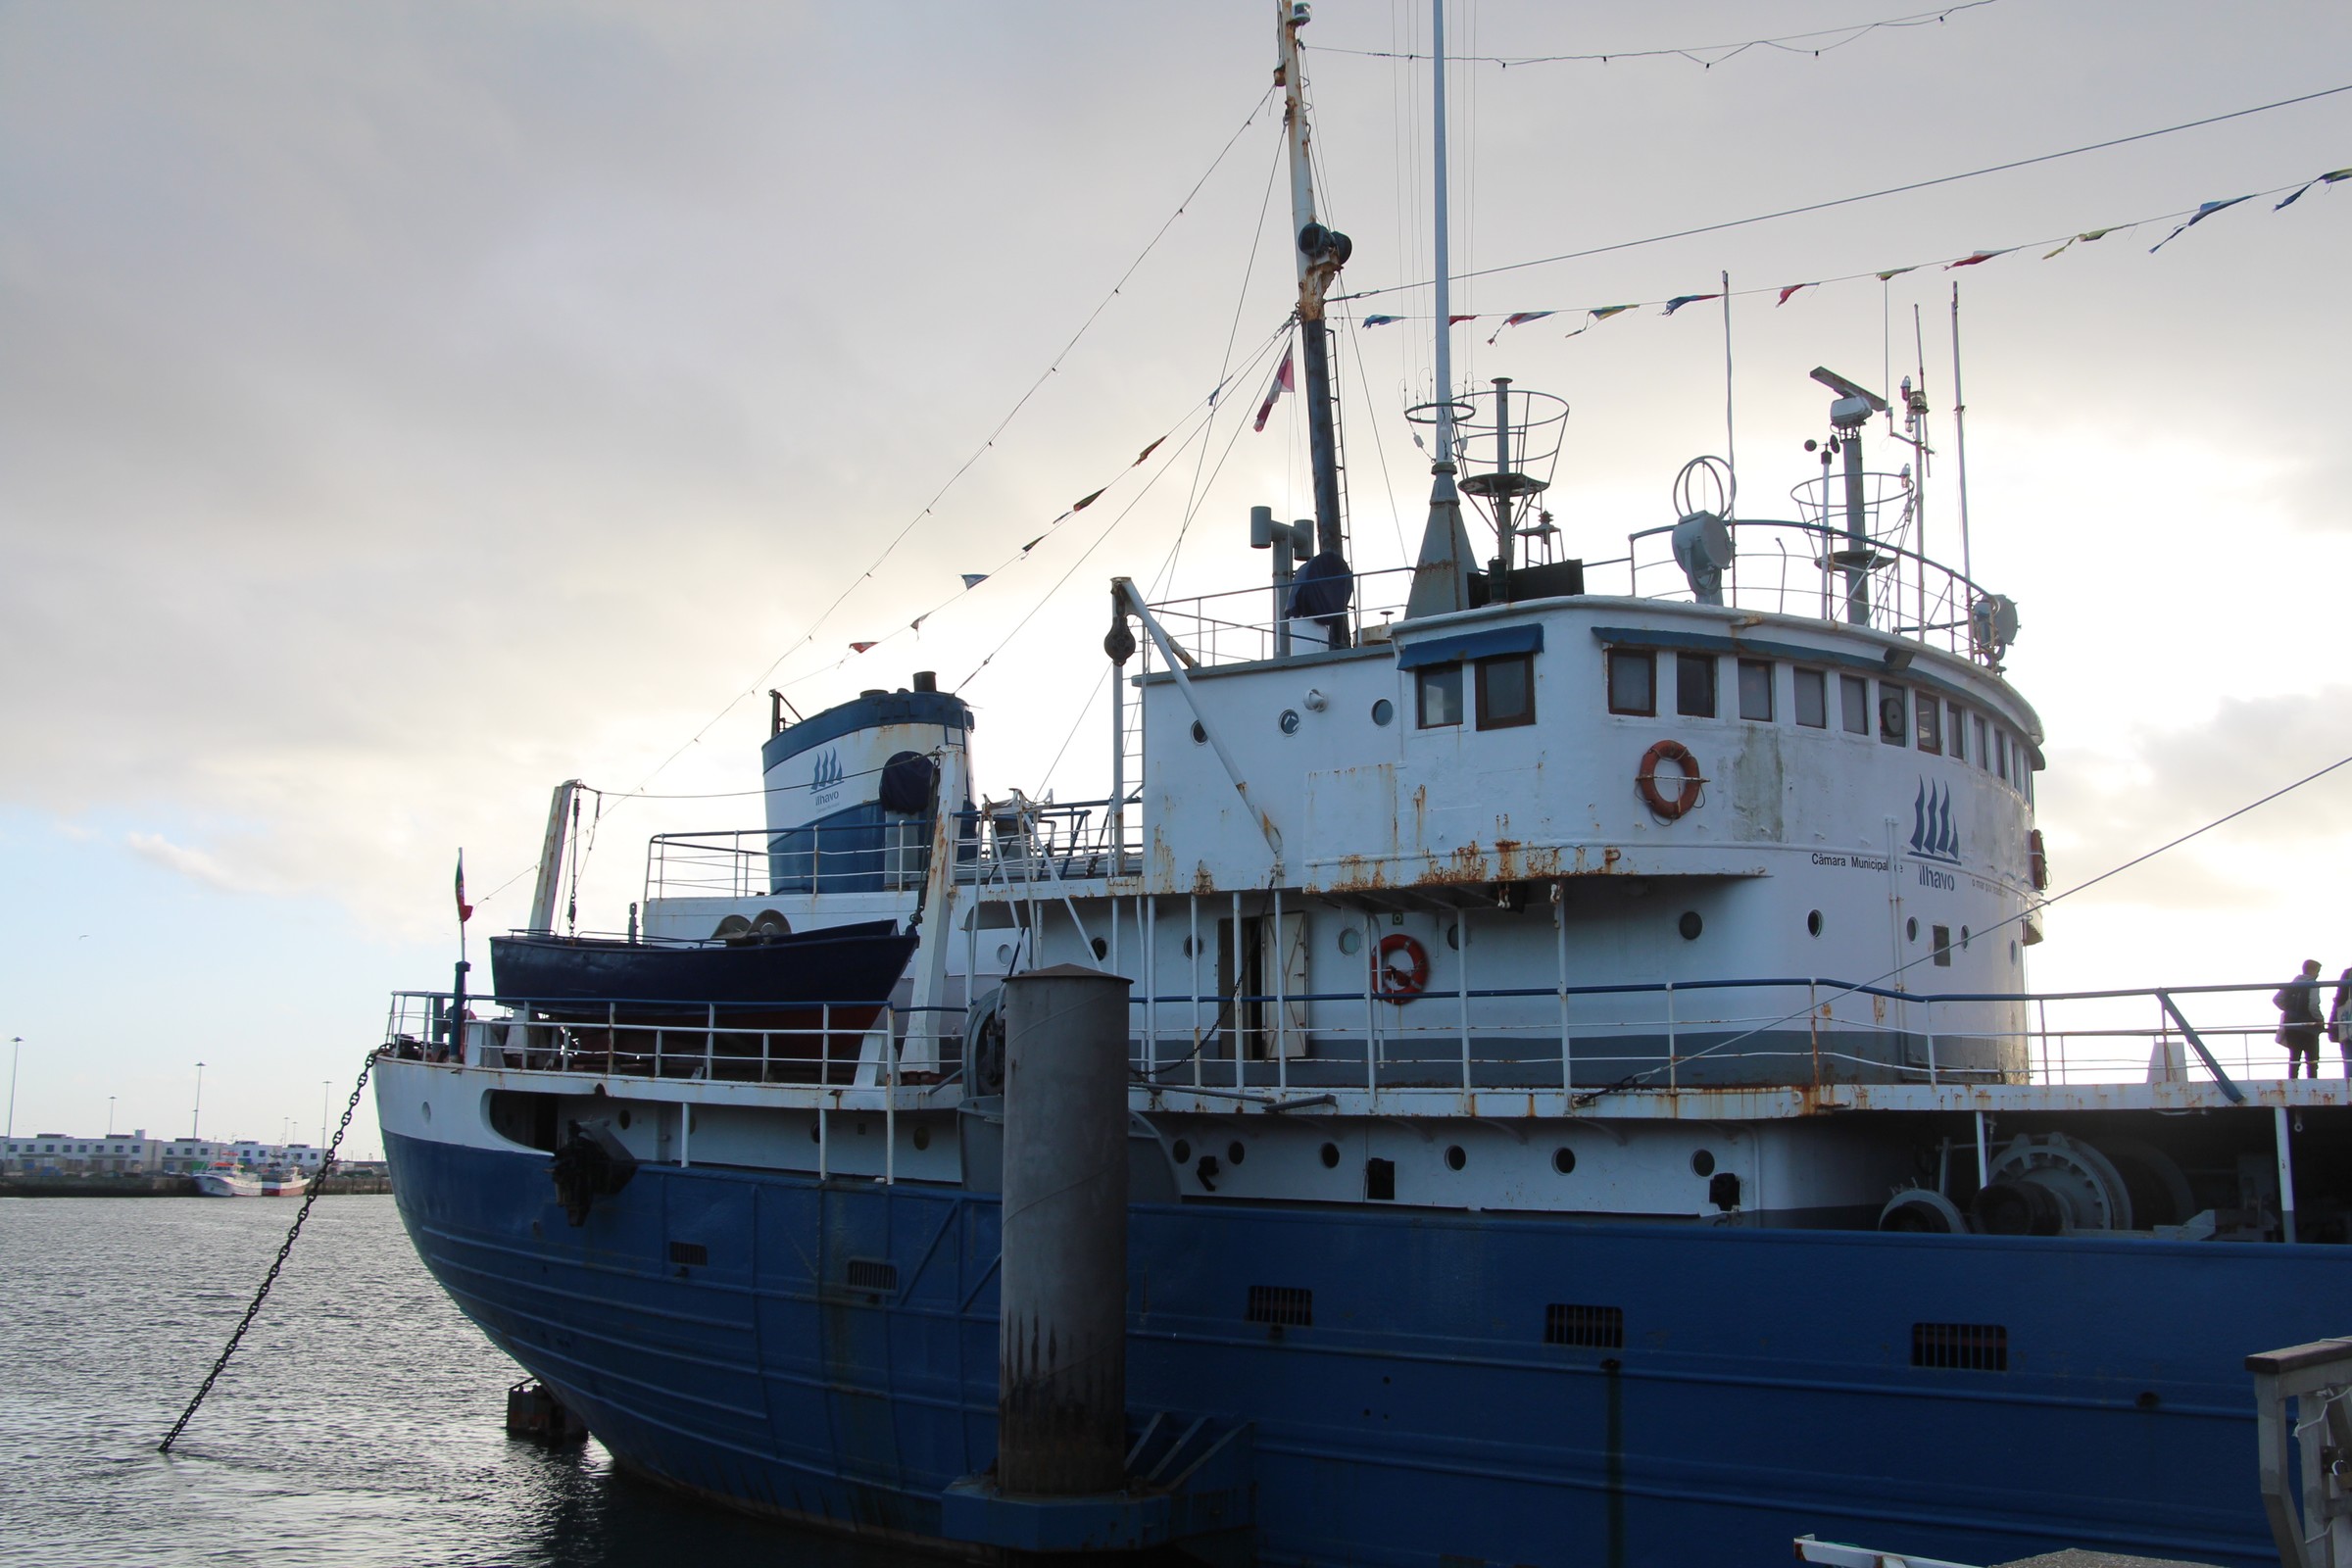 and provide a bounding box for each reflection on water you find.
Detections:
[0,1196,911,1567]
